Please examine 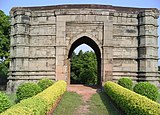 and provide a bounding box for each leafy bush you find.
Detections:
[133,82,159,101]
[36,80,67,110]
[104,81,160,115]
[0,92,11,113]
[0,60,9,85]
[117,77,133,90]
[79,69,97,85]
[16,82,41,102]
[38,78,54,91]
[14,96,47,115]
[0,106,32,115]
[1,80,67,115]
